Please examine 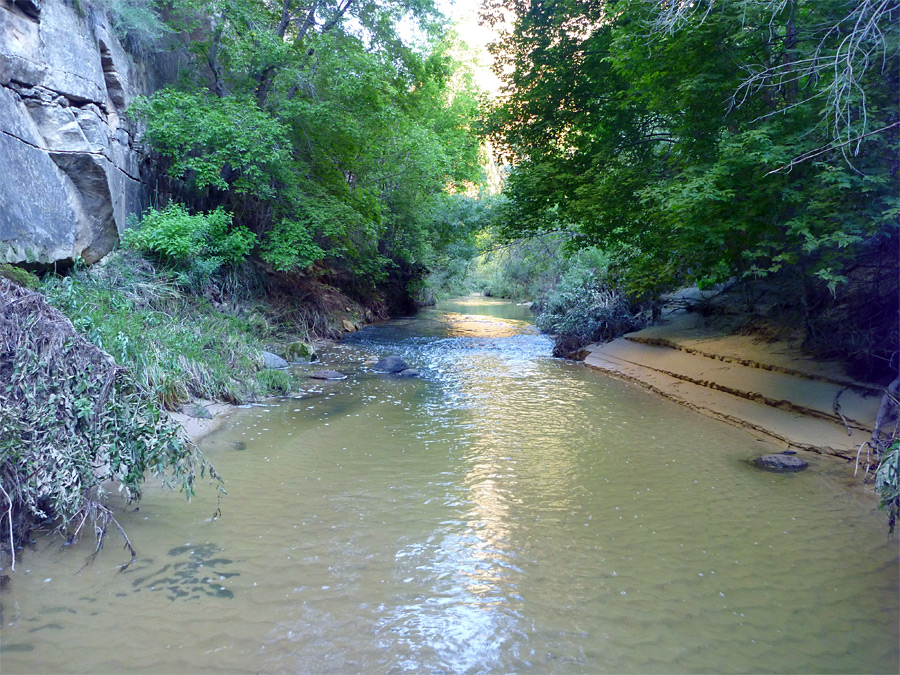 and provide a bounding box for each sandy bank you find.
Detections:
[167,401,237,444]
[583,305,882,462]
